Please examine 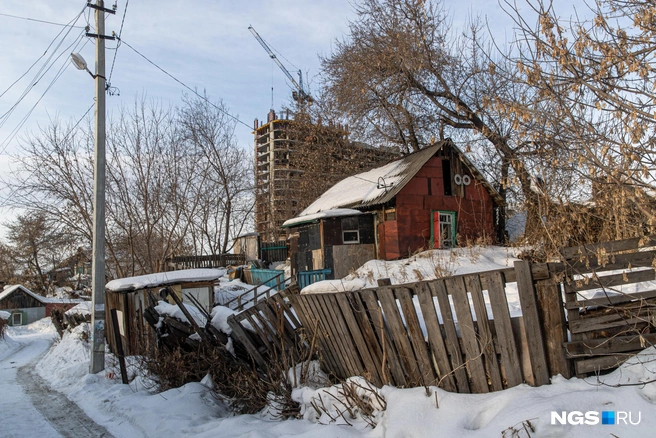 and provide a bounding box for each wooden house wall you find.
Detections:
[388,155,495,259]
[0,290,44,310]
